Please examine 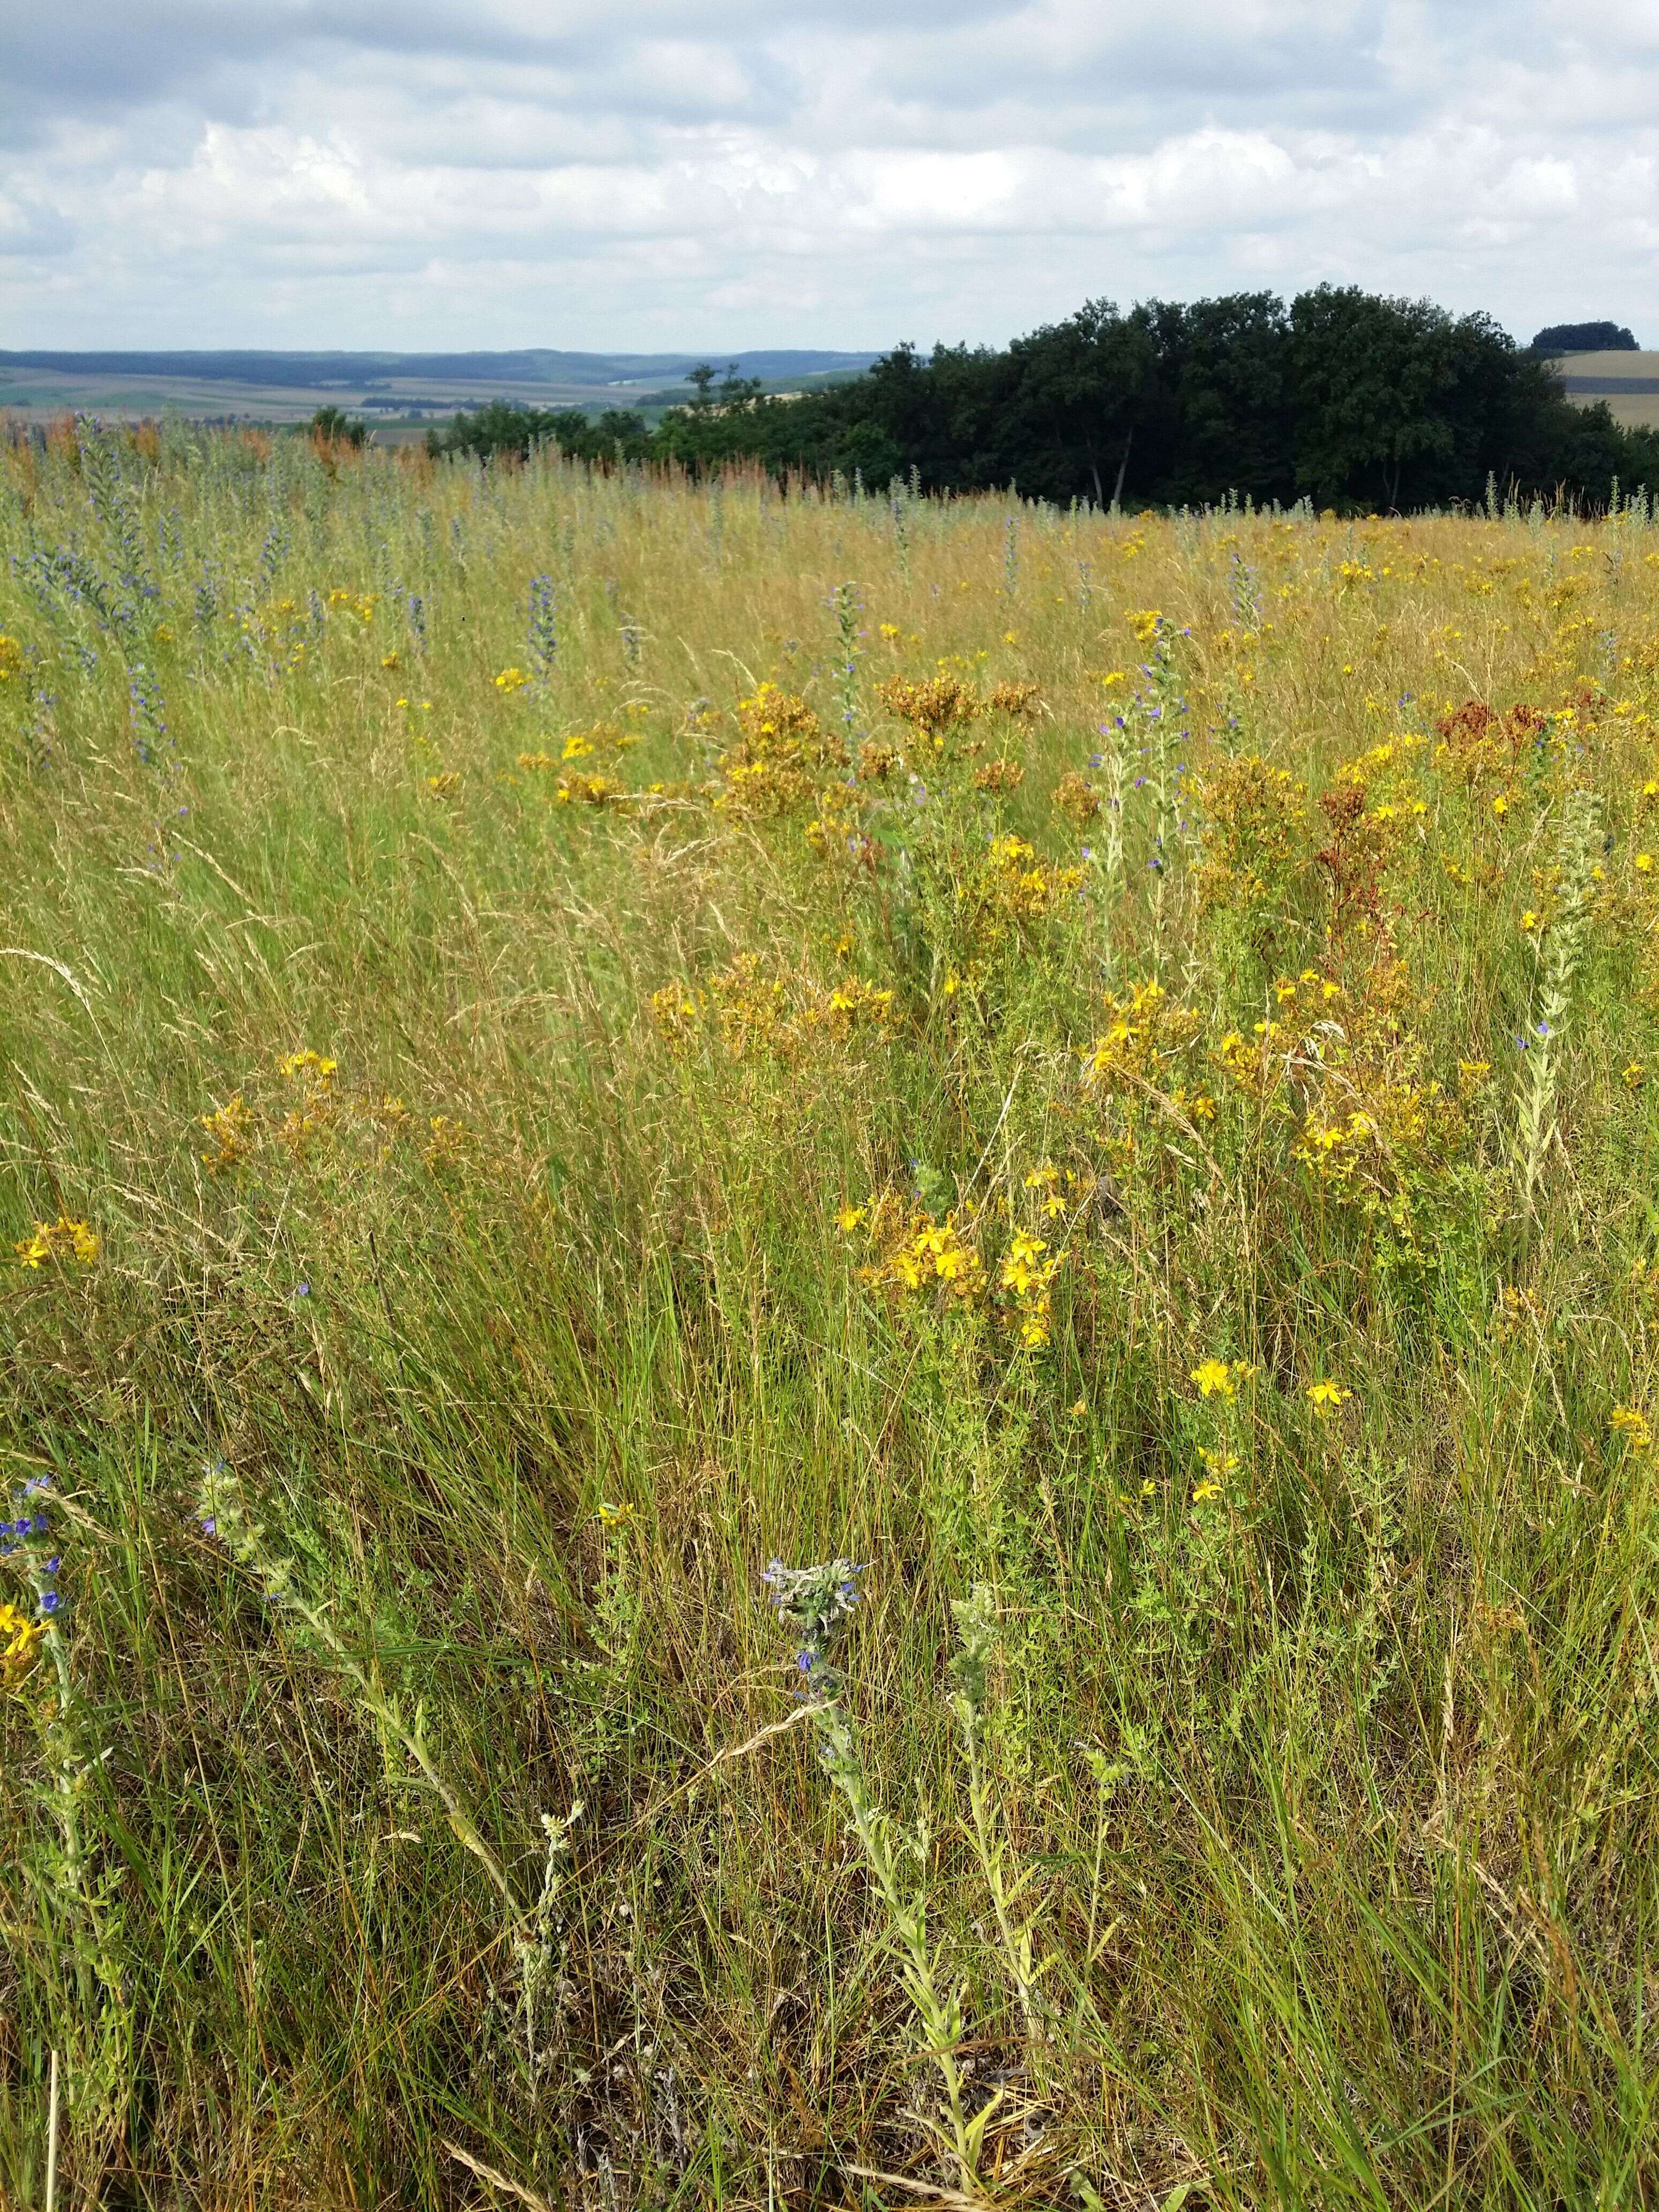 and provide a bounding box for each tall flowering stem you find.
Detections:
[3,1475,129,2120]
[762,1560,992,2196]
[197,1461,520,1914]
[1514,781,1601,1237]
